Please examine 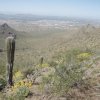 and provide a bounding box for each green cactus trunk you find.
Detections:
[39,56,44,67]
[6,37,15,86]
